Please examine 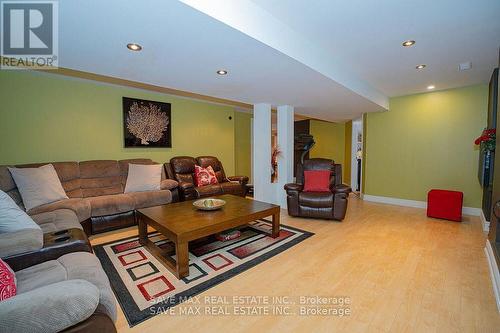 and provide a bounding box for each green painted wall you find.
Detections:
[364,84,488,208]
[234,111,252,181]
[0,70,237,174]
[309,119,346,178]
